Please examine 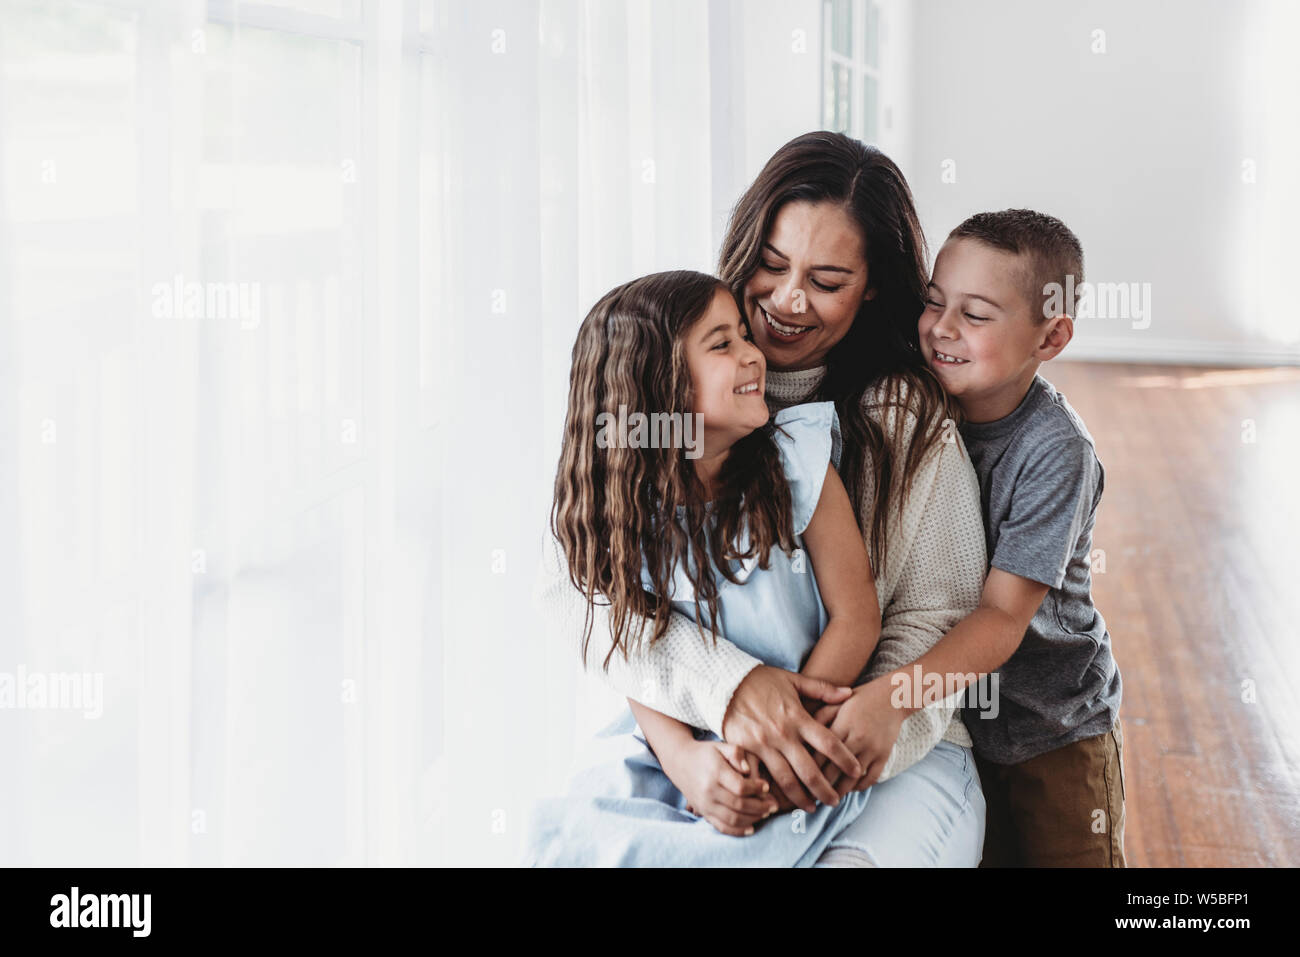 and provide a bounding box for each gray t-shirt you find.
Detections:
[959,375,1122,764]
